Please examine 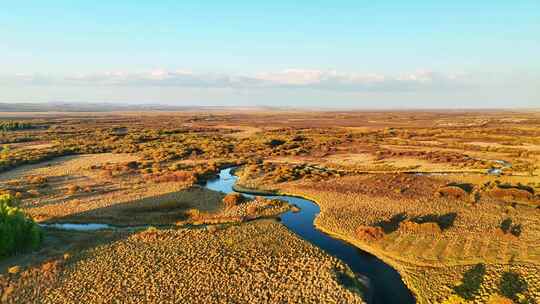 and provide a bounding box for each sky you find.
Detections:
[1,1,539,108]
